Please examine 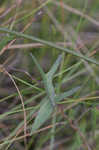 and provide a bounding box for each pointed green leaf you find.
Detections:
[55,86,81,102]
[31,86,80,132]
[32,97,53,132]
[47,54,62,78]
[30,54,62,107]
[30,53,45,79]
